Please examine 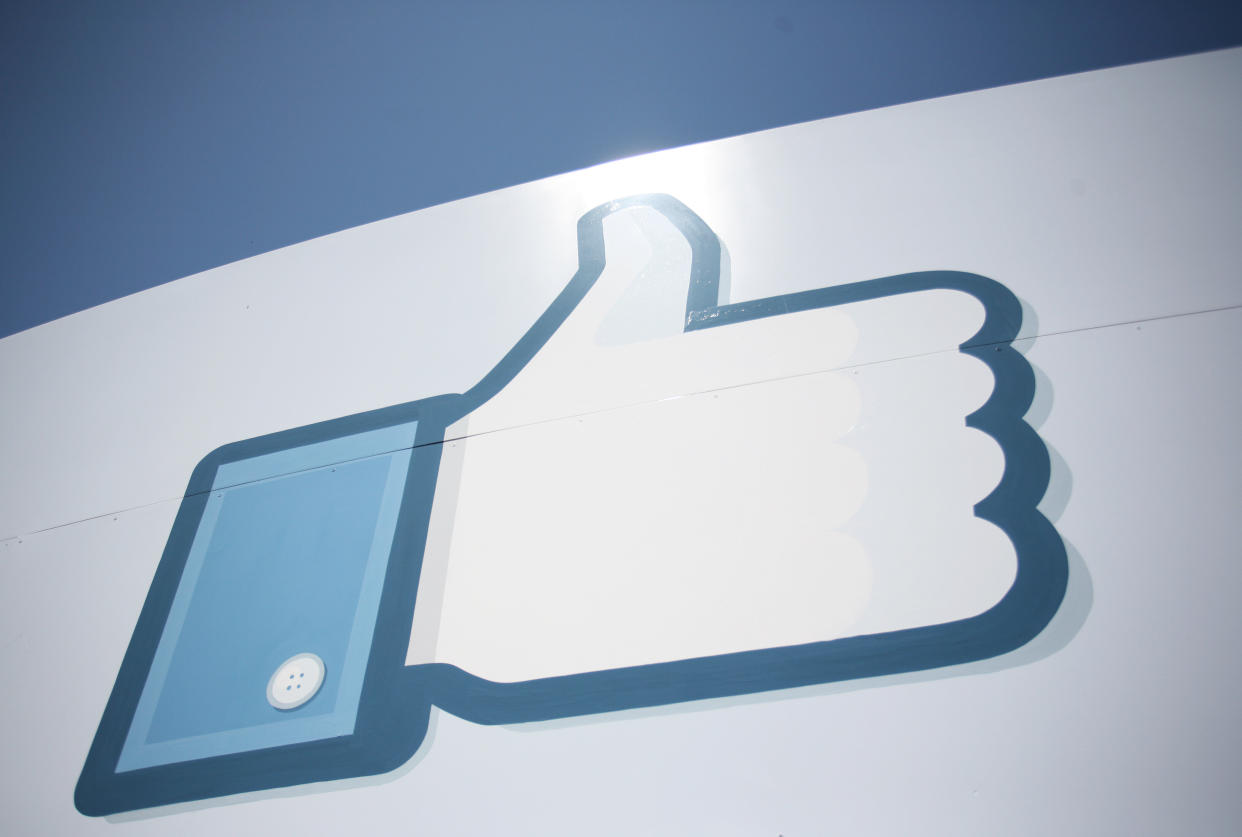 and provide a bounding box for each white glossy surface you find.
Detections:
[2,306,1239,835]
[0,47,1240,836]
[1,48,1239,540]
